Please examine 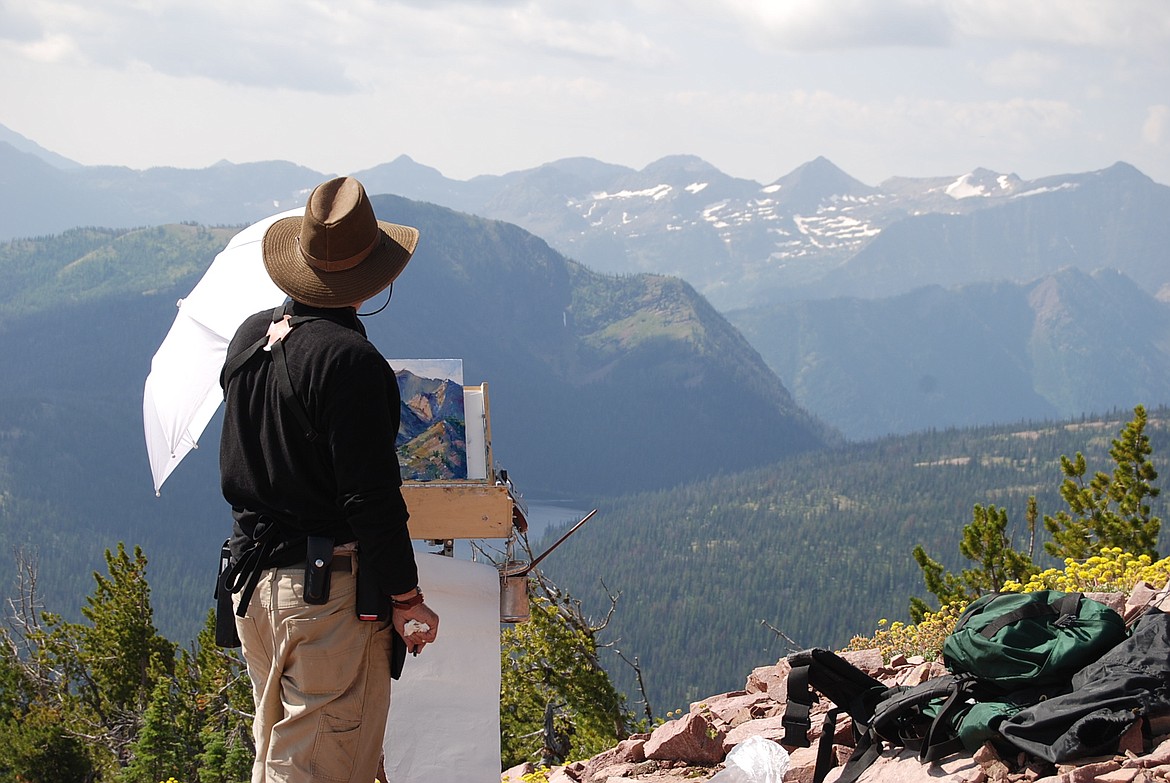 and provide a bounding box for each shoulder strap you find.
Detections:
[918,676,977,762]
[223,305,321,442]
[783,649,888,746]
[833,674,975,783]
[782,649,896,783]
